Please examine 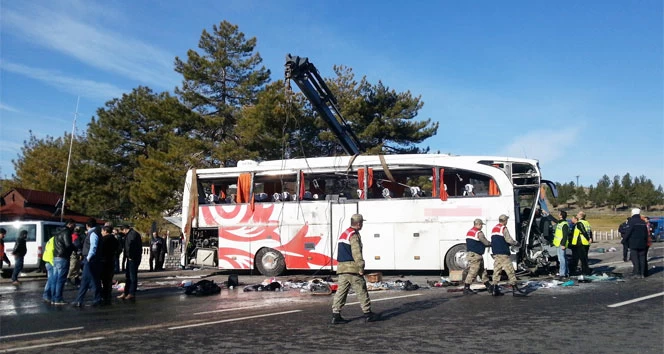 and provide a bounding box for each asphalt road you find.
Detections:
[1,242,663,354]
